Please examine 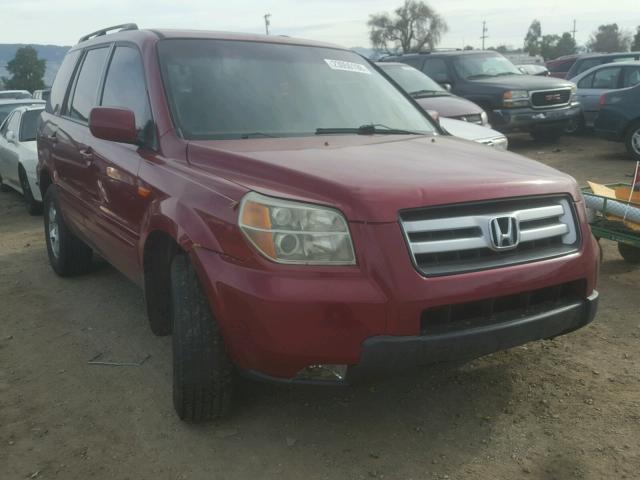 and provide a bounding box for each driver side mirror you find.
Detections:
[441,83,453,92]
[6,131,17,144]
[89,107,139,145]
